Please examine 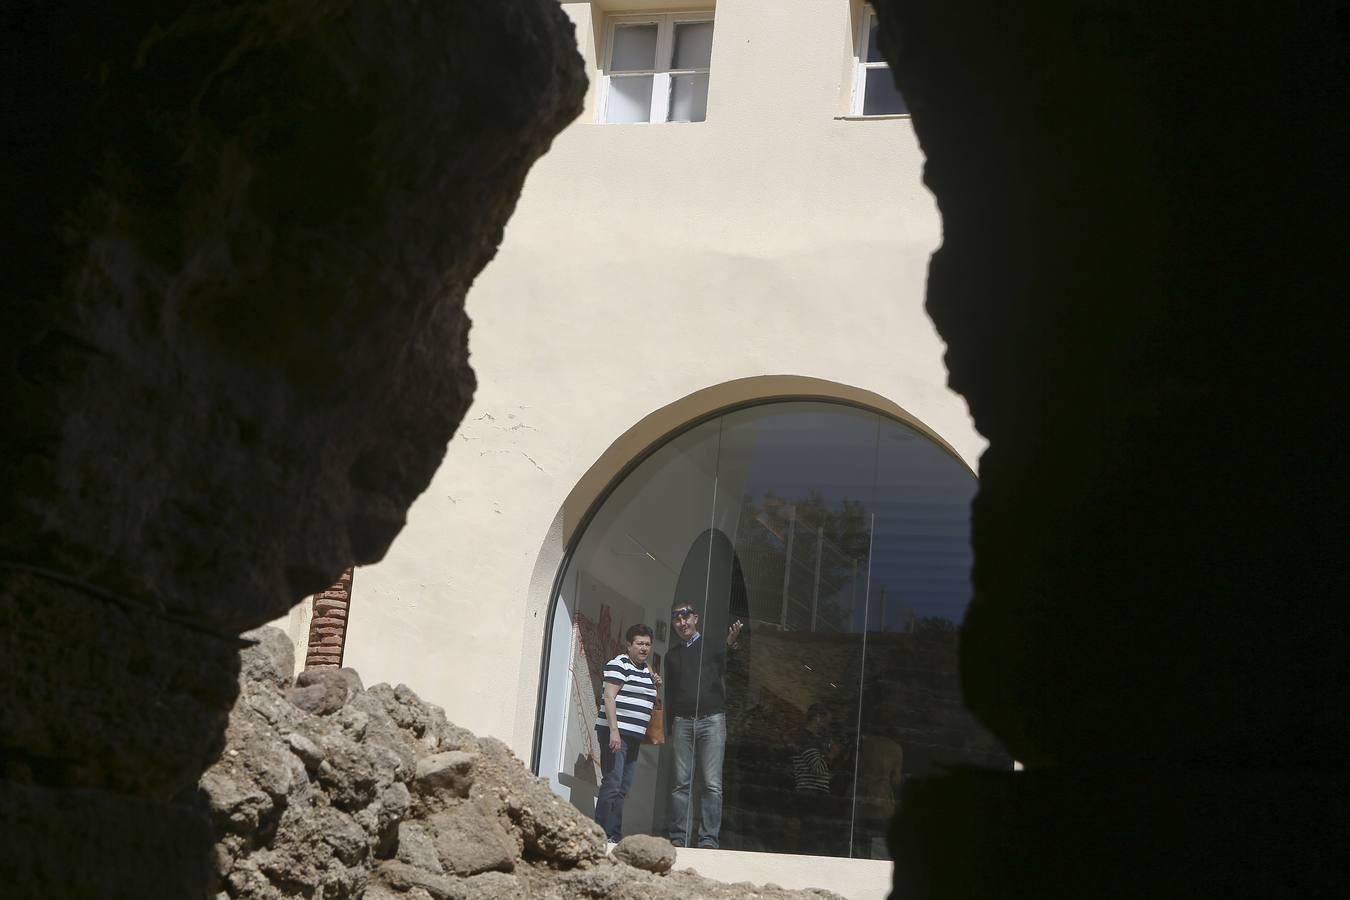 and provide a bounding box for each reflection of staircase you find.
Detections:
[737,510,862,633]
[720,684,853,856]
